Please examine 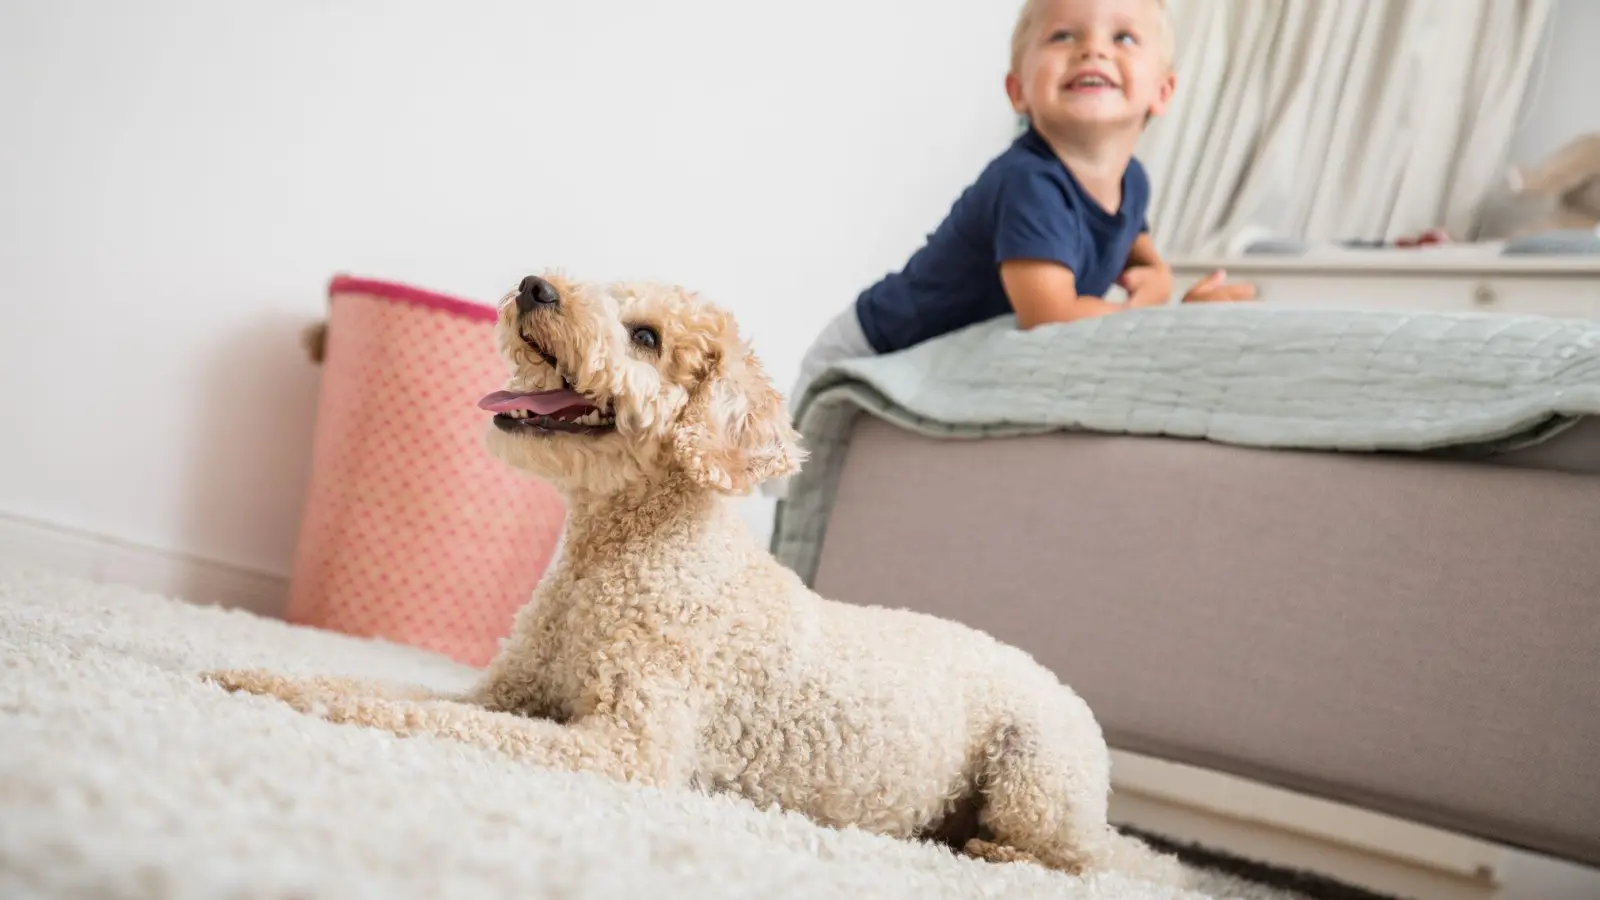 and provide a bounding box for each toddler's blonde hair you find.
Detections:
[1009,0,1174,75]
